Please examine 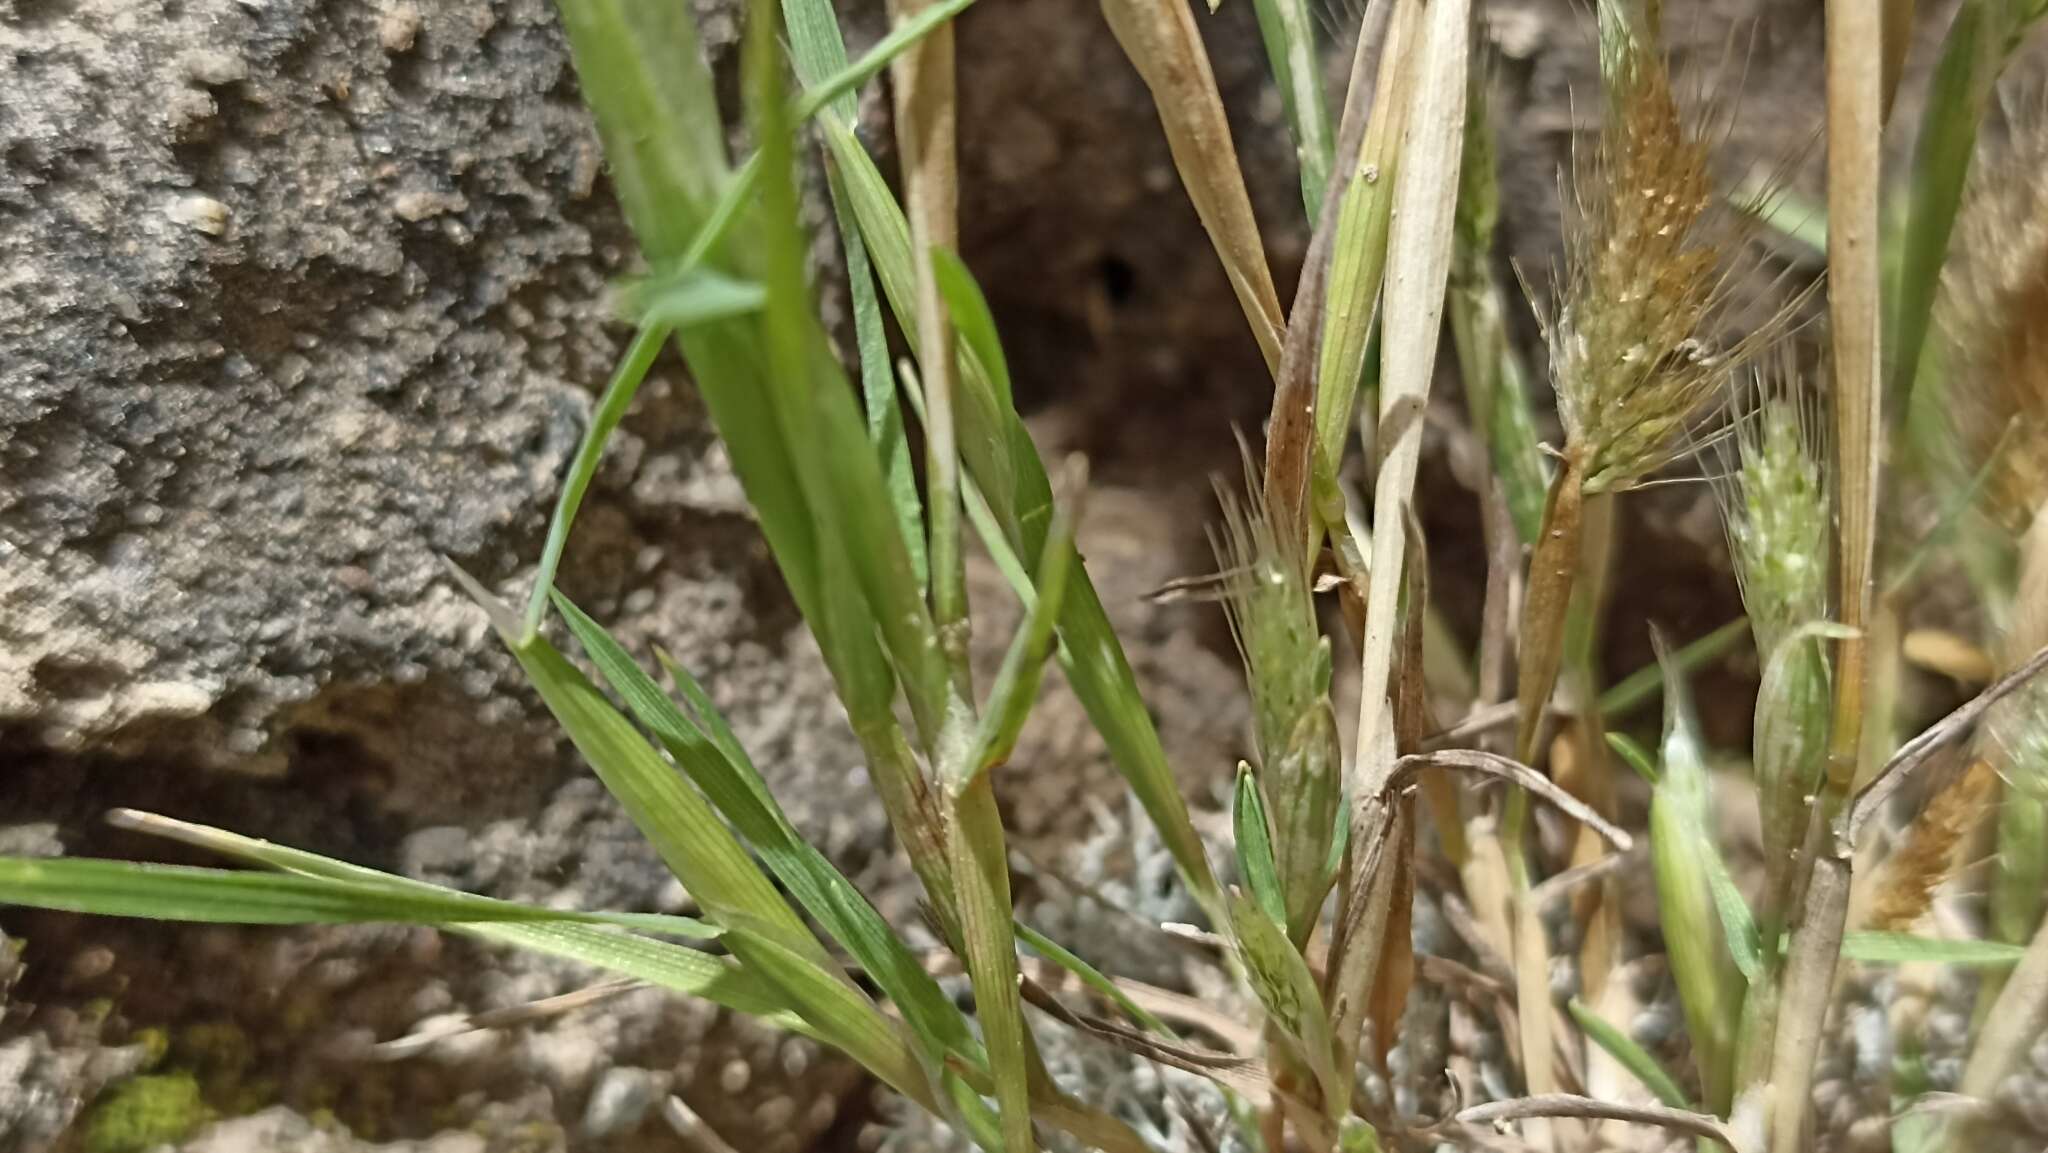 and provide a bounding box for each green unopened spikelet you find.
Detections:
[1213,451,1342,943]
